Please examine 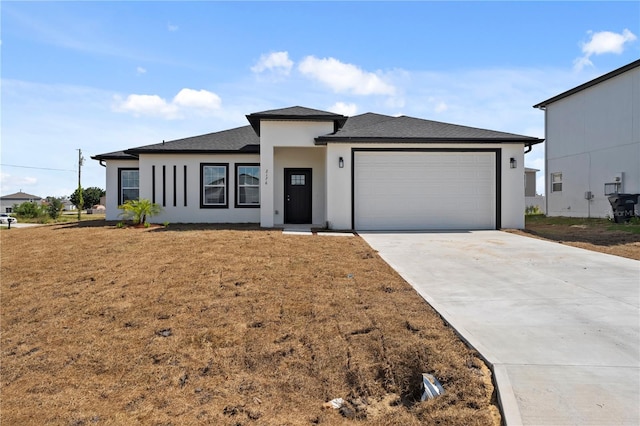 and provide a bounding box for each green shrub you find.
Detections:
[118,199,162,225]
[525,205,543,216]
[46,197,64,220]
[13,202,45,219]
